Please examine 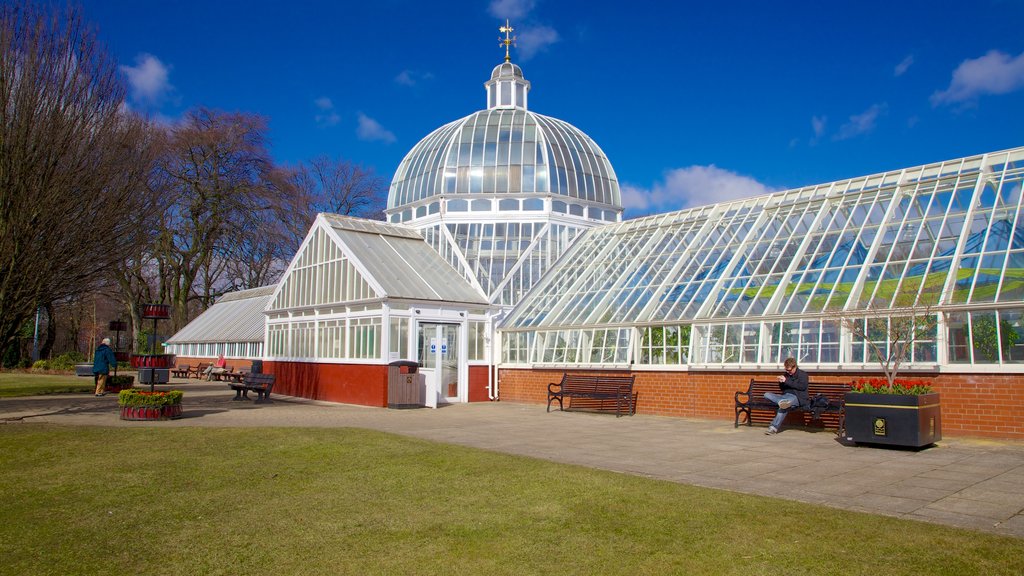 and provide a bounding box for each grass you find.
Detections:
[1,425,1022,575]
[0,372,93,397]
